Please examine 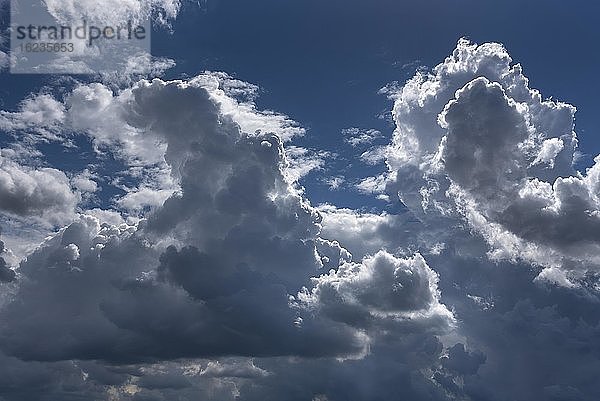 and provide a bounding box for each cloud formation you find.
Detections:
[0,152,79,221]
[0,74,453,401]
[3,38,600,401]
[386,39,600,278]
